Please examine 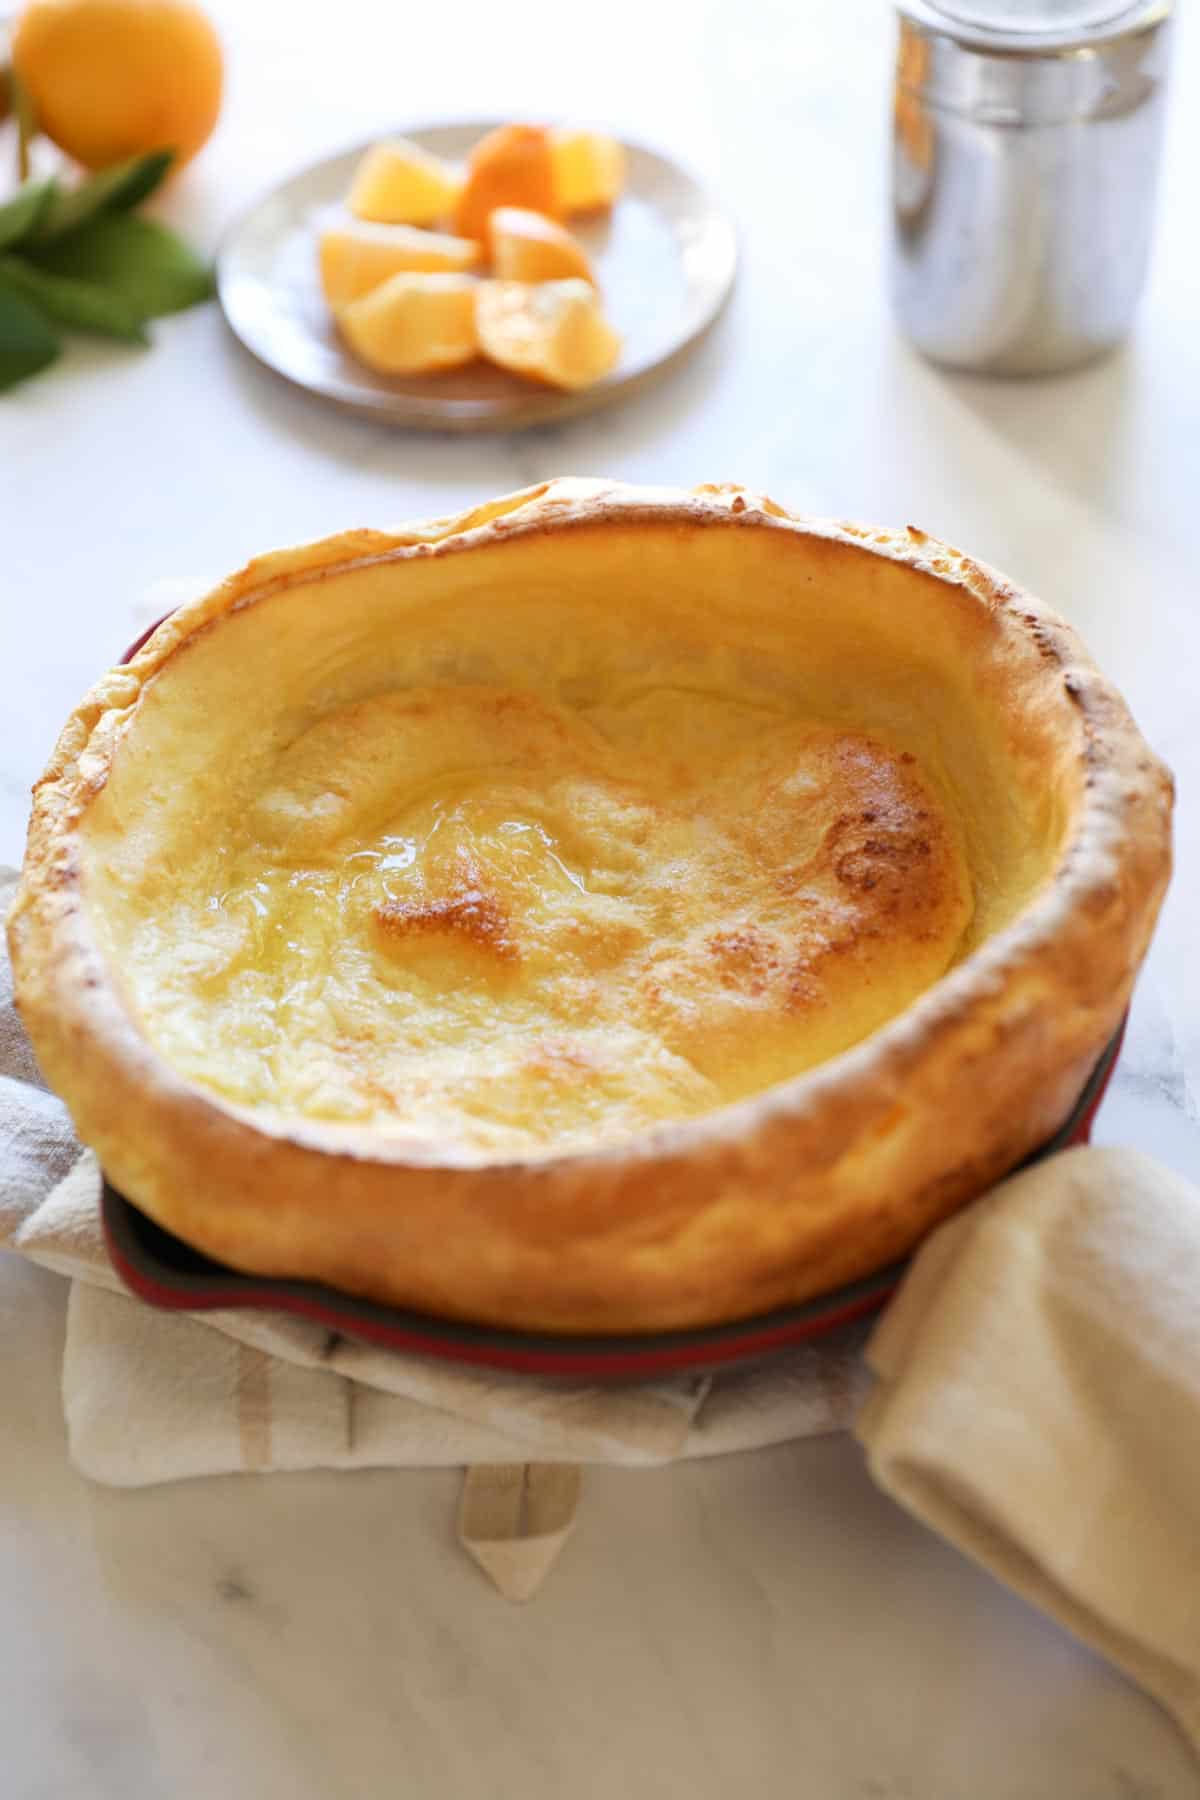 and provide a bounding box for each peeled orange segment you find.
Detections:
[549,129,626,212]
[487,208,595,286]
[454,124,558,244]
[476,279,620,391]
[319,220,481,310]
[338,273,478,375]
[348,138,464,226]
